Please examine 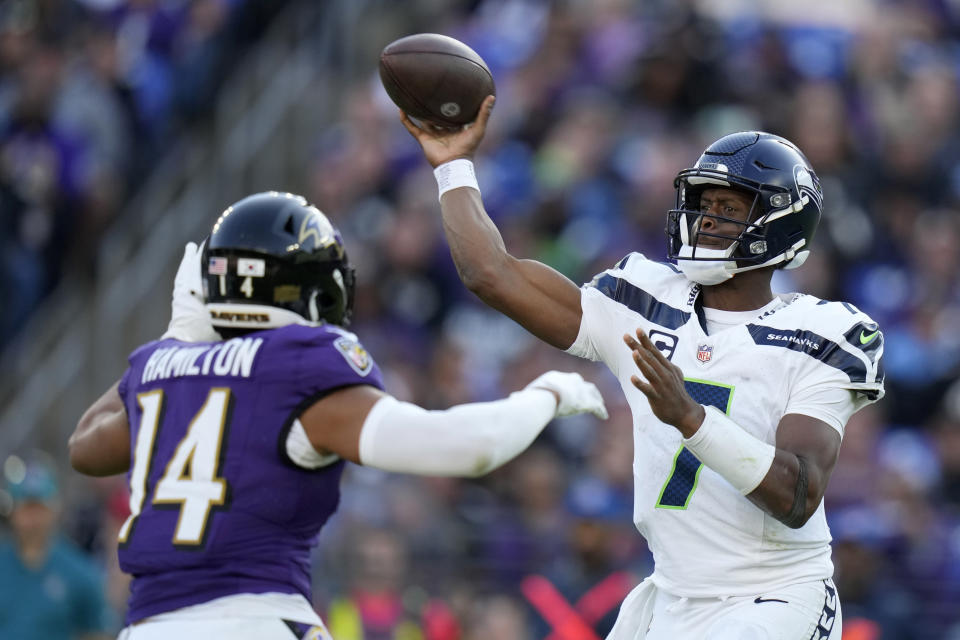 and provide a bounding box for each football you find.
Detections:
[379,33,495,128]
